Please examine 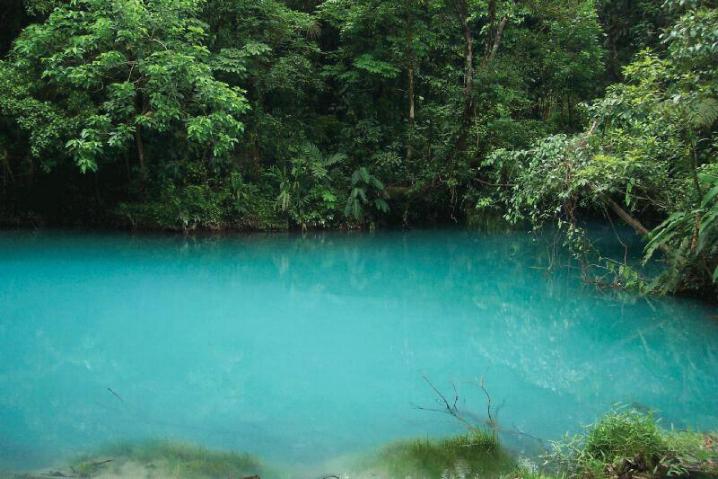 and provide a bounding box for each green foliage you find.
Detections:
[583,410,668,465]
[345,166,390,224]
[0,0,249,174]
[272,143,345,230]
[596,0,671,80]
[481,0,718,297]
[117,173,283,232]
[353,53,401,79]
[0,0,608,233]
[118,183,224,231]
[645,167,718,292]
